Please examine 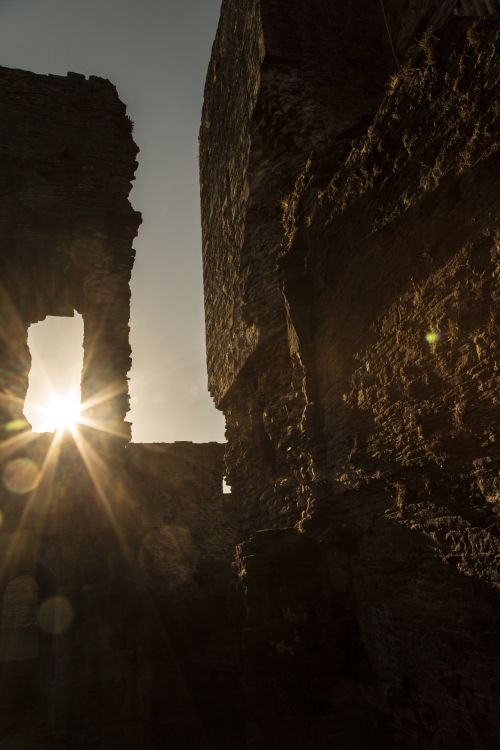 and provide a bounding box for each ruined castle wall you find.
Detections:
[125,441,244,747]
[200,0,395,532]
[200,0,263,406]
[201,2,499,747]
[201,0,394,406]
[0,439,235,748]
[0,66,141,441]
[0,63,243,748]
[280,19,499,748]
[125,441,234,595]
